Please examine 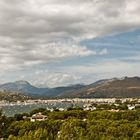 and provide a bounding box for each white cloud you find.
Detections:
[29,70,81,87]
[0,0,140,41]
[0,0,140,86]
[0,40,96,71]
[11,60,140,87]
[29,42,96,59]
